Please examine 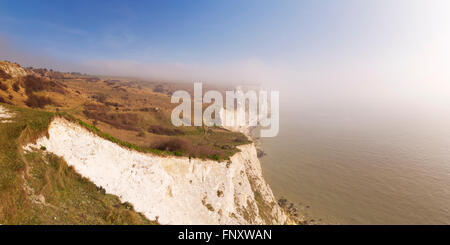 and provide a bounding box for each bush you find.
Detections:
[234,135,248,143]
[122,202,134,210]
[22,75,66,95]
[137,130,145,137]
[104,101,121,107]
[47,80,66,94]
[23,75,45,95]
[151,138,189,152]
[0,96,12,105]
[0,82,7,91]
[12,82,20,92]
[25,94,53,108]
[83,104,139,131]
[150,137,226,160]
[148,125,184,136]
[0,69,11,80]
[92,93,107,103]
